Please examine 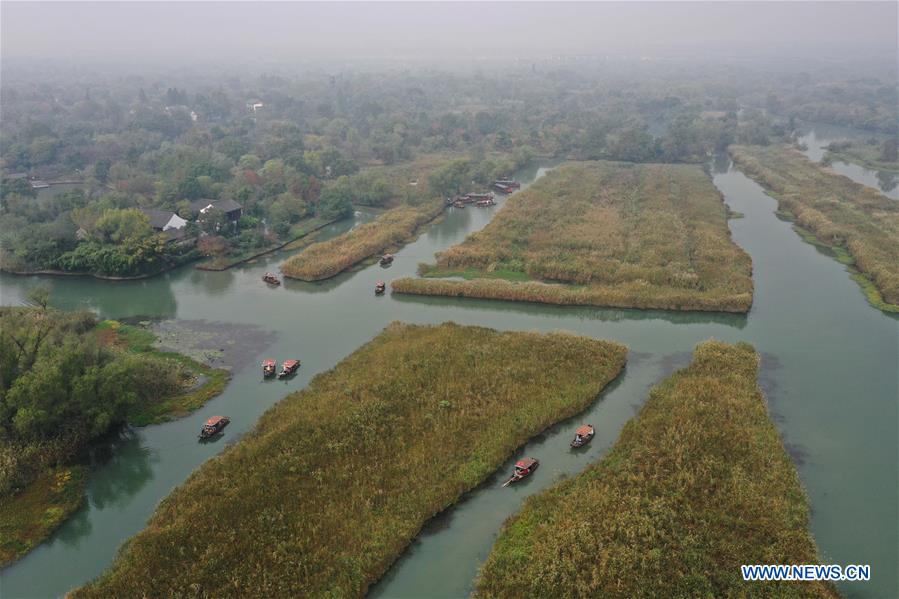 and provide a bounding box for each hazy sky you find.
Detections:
[2,2,896,67]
